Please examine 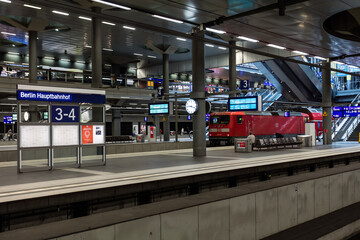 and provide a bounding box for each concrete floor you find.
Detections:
[0,141,359,204]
